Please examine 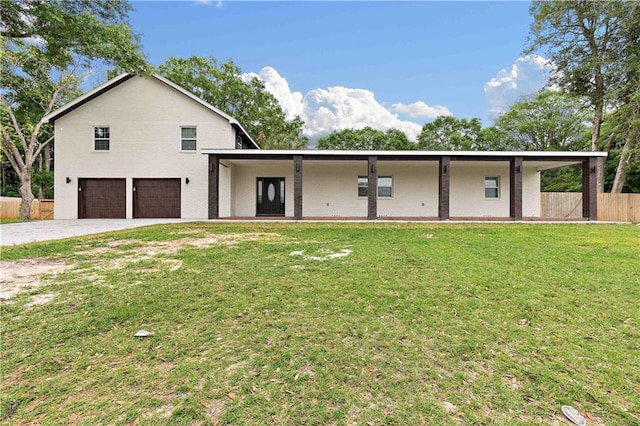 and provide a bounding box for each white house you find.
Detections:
[44,74,606,221]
